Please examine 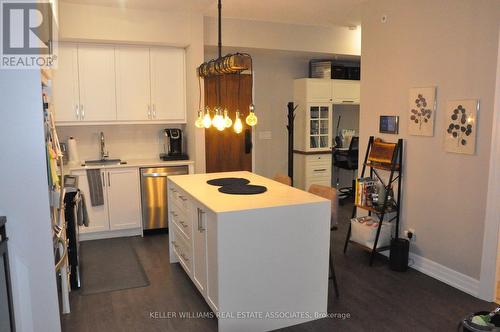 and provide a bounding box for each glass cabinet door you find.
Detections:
[309,105,330,150]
